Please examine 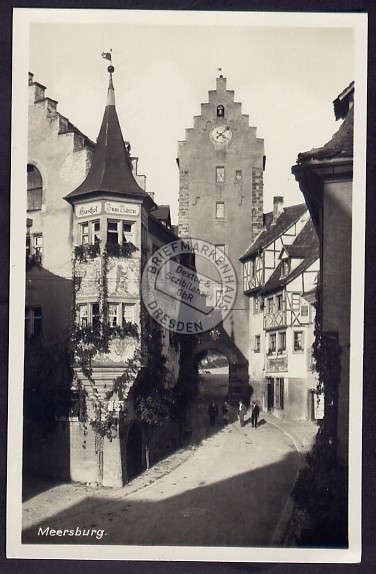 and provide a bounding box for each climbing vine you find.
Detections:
[69,241,180,439]
[133,301,176,426]
[69,246,141,440]
[291,281,348,547]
